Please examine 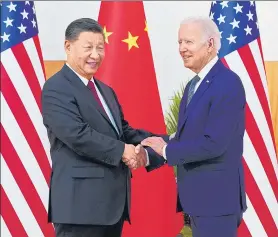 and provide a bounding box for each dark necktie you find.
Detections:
[186,75,200,107]
[87,80,106,114]
[87,80,121,135]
